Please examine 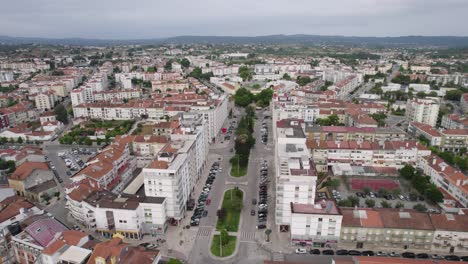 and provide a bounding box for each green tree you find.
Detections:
[282,73,291,80]
[378,188,389,197]
[426,185,444,203]
[0,137,7,144]
[164,60,173,71]
[17,137,23,144]
[238,66,253,81]
[399,164,415,180]
[180,58,190,68]
[254,88,273,107]
[413,203,427,212]
[380,201,391,208]
[444,90,463,101]
[296,76,312,86]
[220,229,229,246]
[395,202,404,209]
[146,66,156,73]
[234,88,254,107]
[54,104,69,124]
[189,67,202,79]
[365,199,376,208]
[363,187,372,194]
[84,137,93,146]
